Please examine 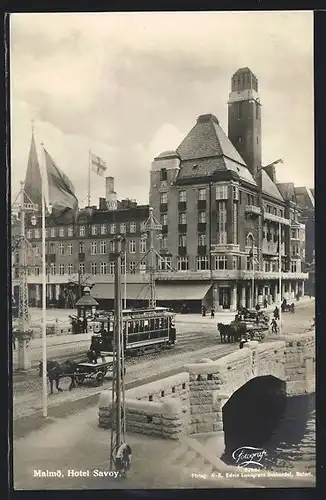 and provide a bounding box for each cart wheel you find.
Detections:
[75,374,86,385]
[96,372,105,386]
